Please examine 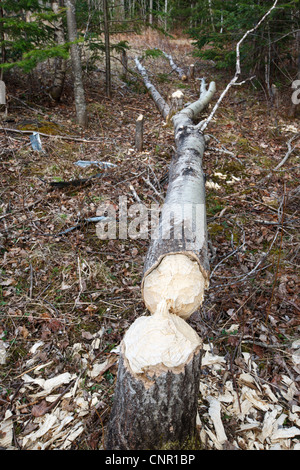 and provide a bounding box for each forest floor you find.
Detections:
[0,30,299,451]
